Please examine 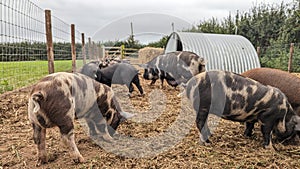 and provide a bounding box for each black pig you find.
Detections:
[81,61,144,97]
[140,51,206,88]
